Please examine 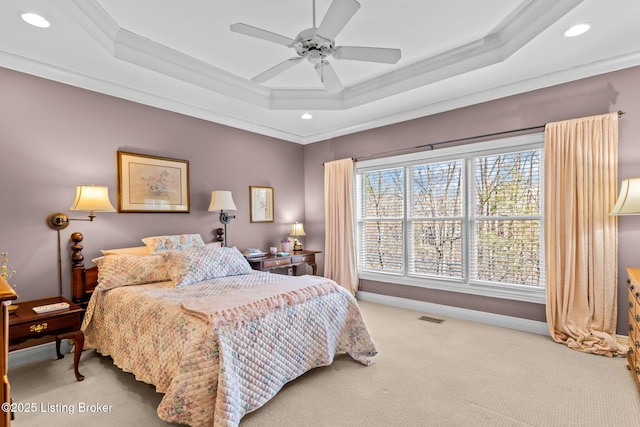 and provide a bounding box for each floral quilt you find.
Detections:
[81,271,377,426]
